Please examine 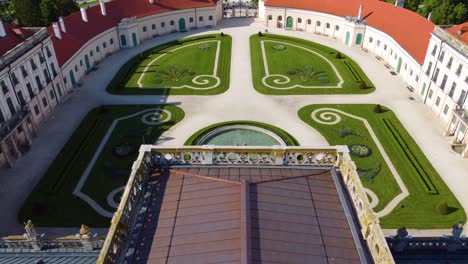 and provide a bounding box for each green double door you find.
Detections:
[286,16,293,29]
[179,18,186,31]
